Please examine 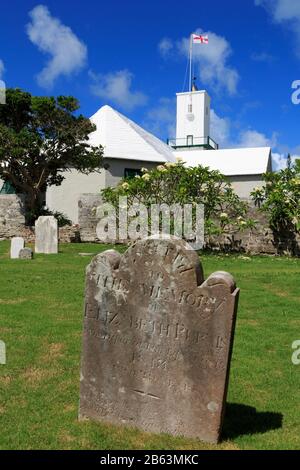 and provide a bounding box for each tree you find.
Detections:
[251,157,300,232]
[0,88,103,223]
[102,160,252,239]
